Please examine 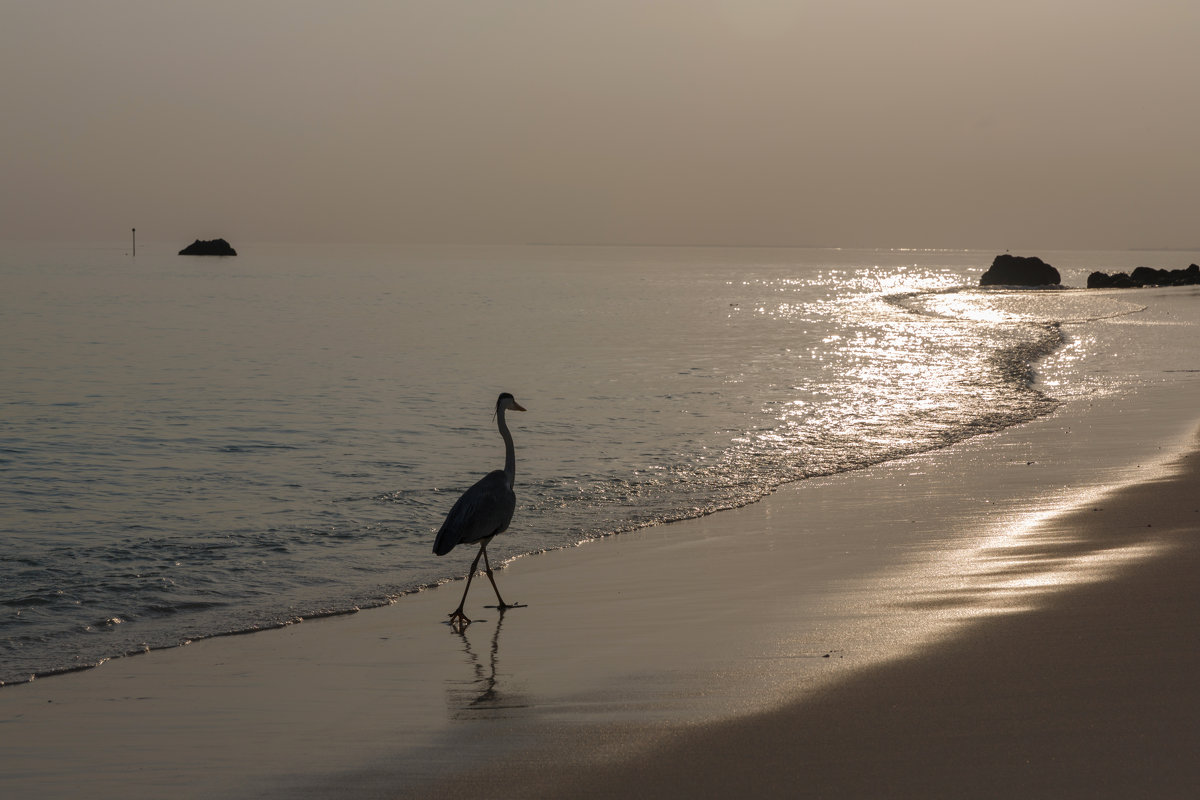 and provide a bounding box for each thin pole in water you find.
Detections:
[132,228,136,257]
